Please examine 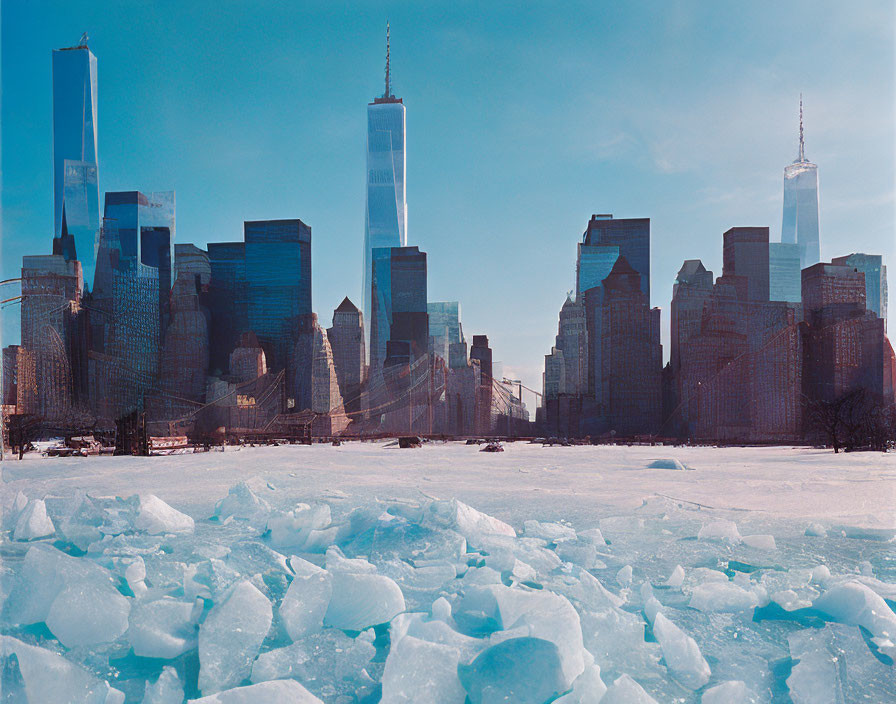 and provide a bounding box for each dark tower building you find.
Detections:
[583,215,651,303]
[470,335,494,435]
[722,227,770,303]
[801,262,887,405]
[599,257,662,436]
[207,242,248,373]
